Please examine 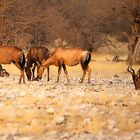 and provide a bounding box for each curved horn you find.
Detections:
[127,65,135,75]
